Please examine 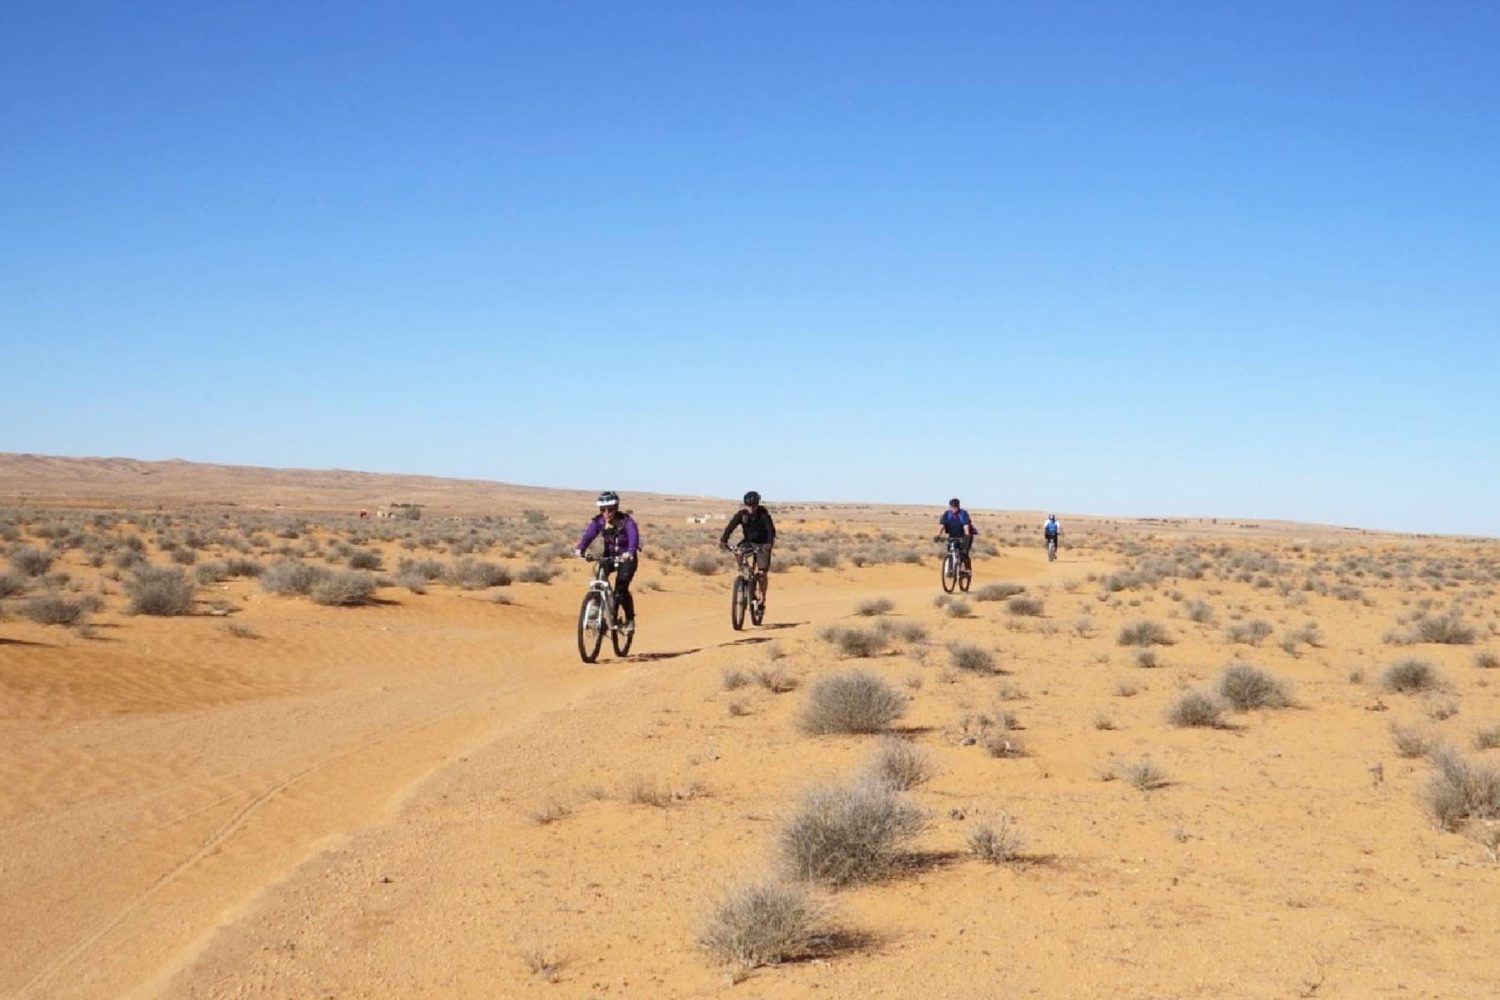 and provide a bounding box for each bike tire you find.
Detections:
[958,559,972,592]
[750,577,766,626]
[941,554,957,593]
[610,602,634,656]
[1047,539,1057,562]
[731,575,748,630]
[577,591,606,663]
